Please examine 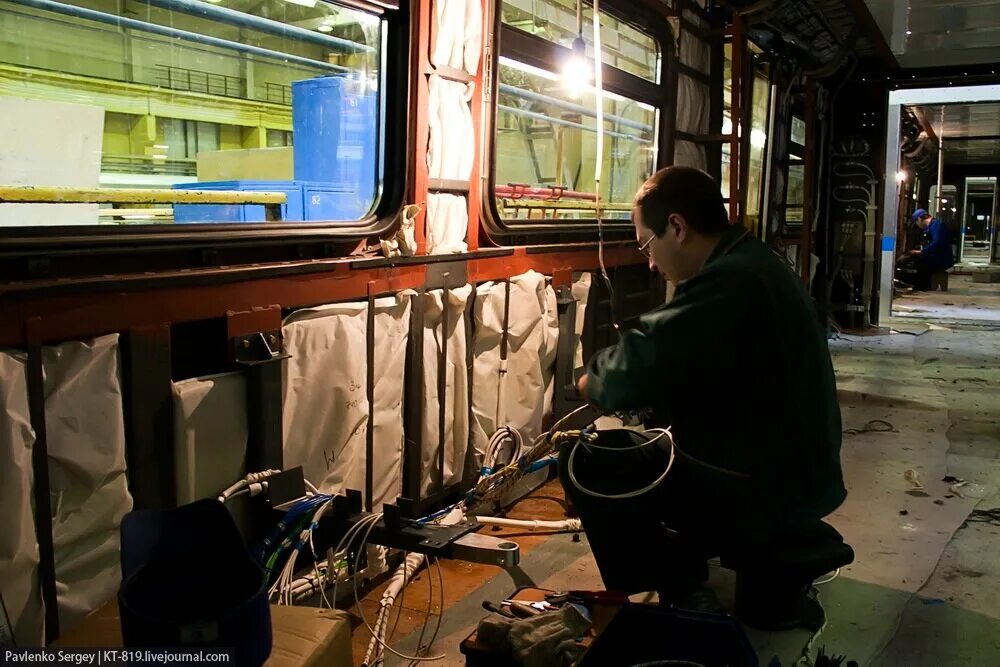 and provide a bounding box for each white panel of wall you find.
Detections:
[371,294,413,510]
[0,98,102,227]
[420,286,473,494]
[470,271,559,470]
[426,192,469,255]
[430,0,482,74]
[43,335,132,632]
[172,373,248,505]
[283,302,369,497]
[0,352,44,646]
[283,293,412,506]
[571,272,593,372]
[427,76,475,181]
